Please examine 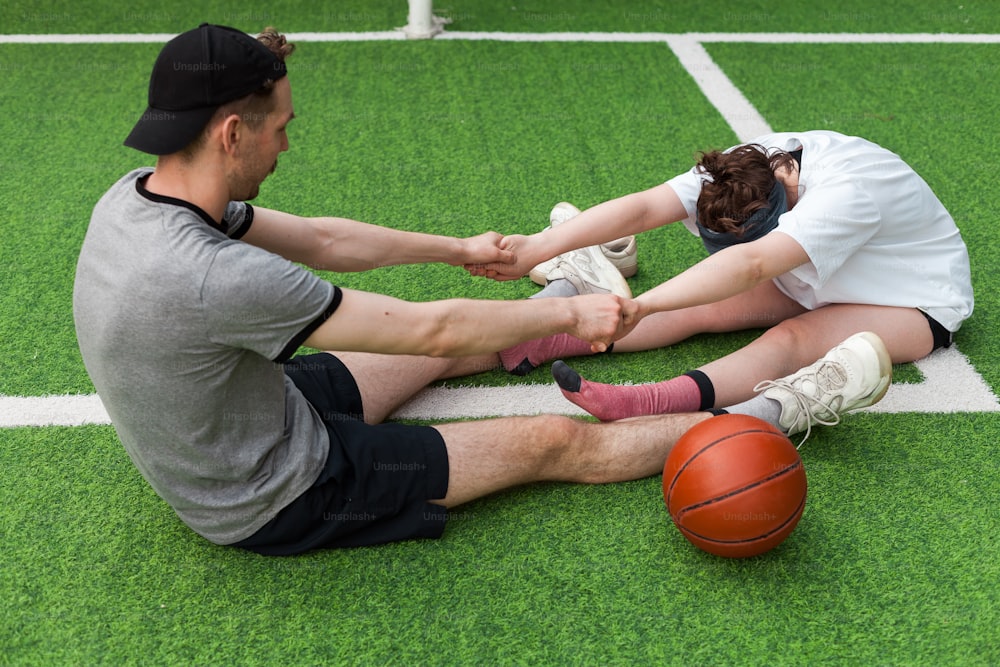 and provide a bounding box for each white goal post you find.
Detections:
[403,0,448,39]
